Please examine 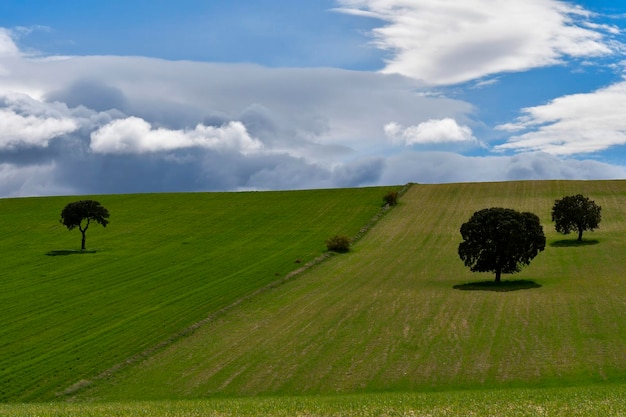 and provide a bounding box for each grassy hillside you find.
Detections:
[0,187,399,402]
[77,180,626,401]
